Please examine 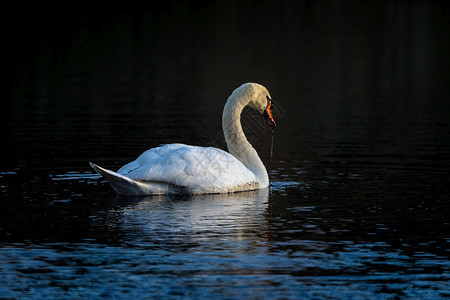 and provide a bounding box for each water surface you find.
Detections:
[2,1,450,298]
